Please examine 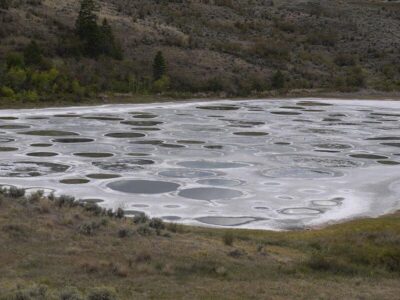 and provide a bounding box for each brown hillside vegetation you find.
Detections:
[0,0,400,98]
[0,188,399,299]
